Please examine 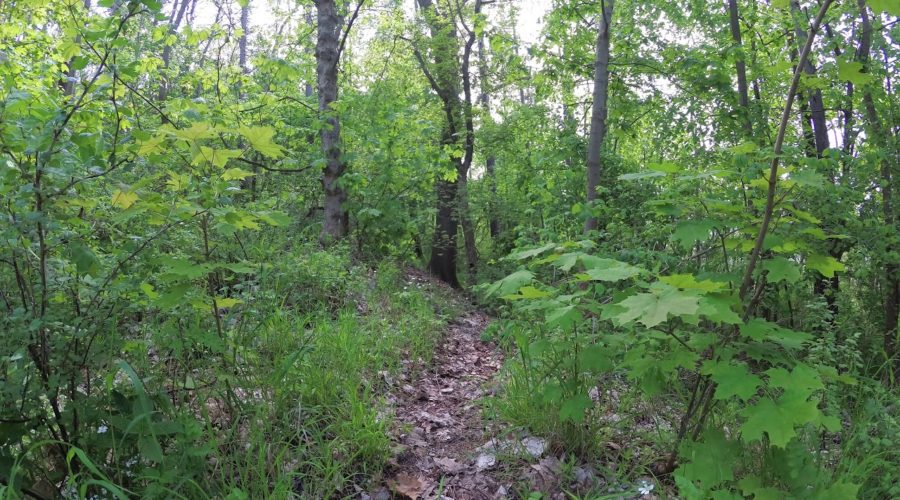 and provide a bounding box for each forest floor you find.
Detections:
[361,269,660,500]
[383,309,506,499]
[372,268,508,499]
